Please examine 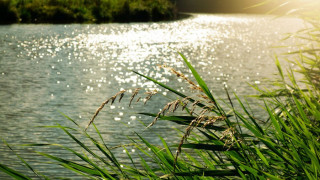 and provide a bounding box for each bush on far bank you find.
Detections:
[0,0,19,24]
[0,0,177,24]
